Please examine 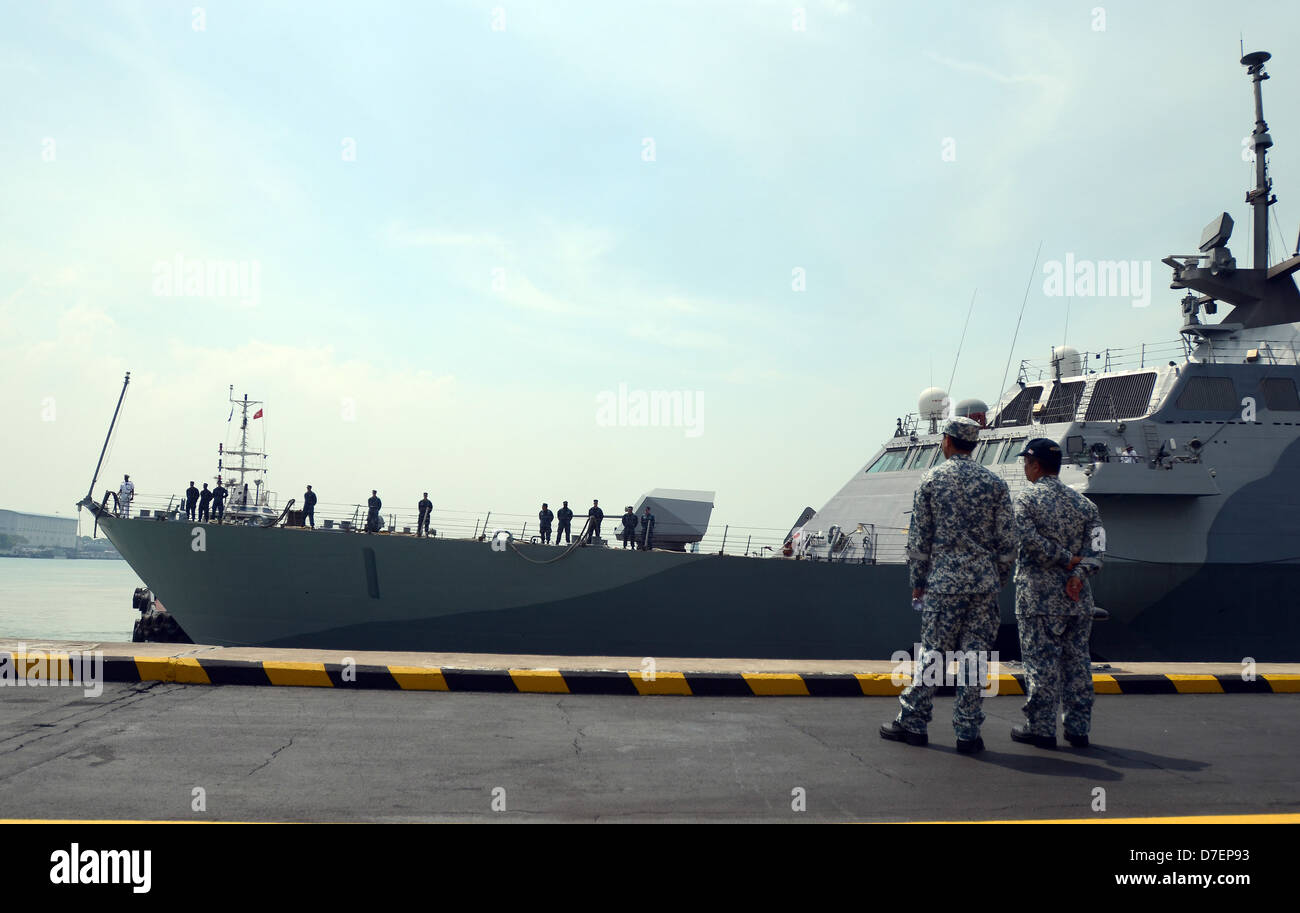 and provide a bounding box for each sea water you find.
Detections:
[0,558,145,642]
